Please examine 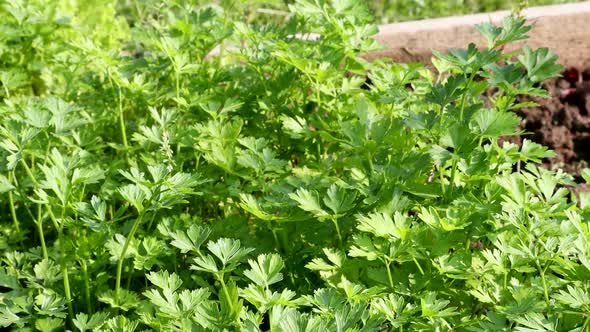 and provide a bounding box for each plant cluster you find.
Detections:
[1,0,589,331]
